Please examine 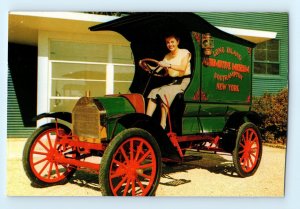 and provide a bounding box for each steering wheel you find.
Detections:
[139,58,168,77]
